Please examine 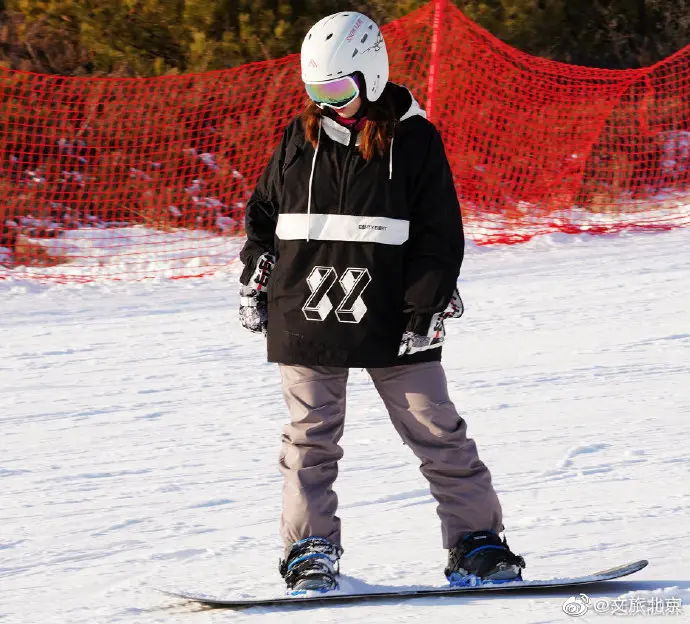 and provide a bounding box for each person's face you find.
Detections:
[330,95,362,118]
